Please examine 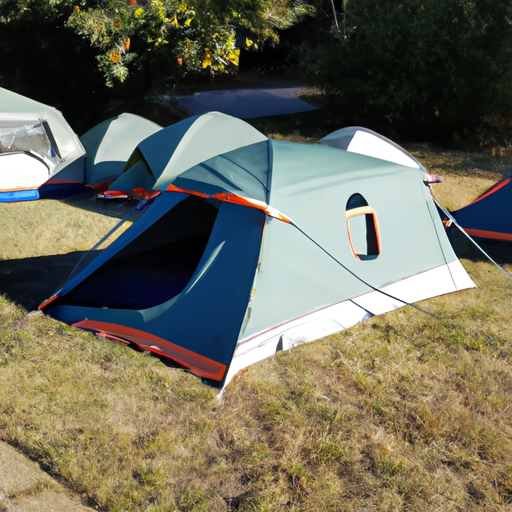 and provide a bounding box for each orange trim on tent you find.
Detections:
[39,294,60,309]
[165,186,292,223]
[212,193,292,223]
[144,190,161,200]
[166,184,210,198]
[470,178,511,205]
[0,186,39,192]
[464,228,512,242]
[345,205,375,219]
[97,188,161,199]
[73,319,227,381]
[96,331,131,345]
[133,187,151,197]
[345,205,381,260]
[98,190,129,199]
